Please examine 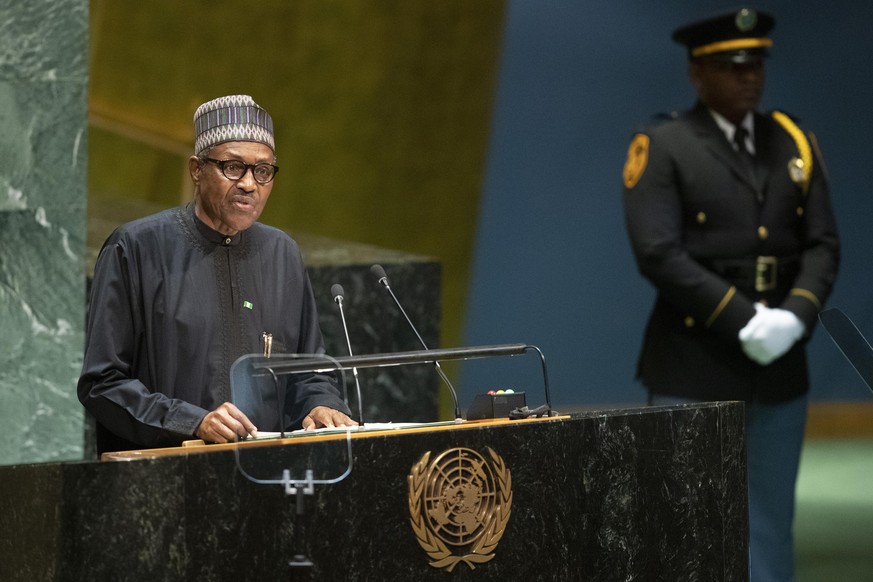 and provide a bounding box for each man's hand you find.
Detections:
[301,406,358,431]
[195,402,258,443]
[739,303,805,366]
